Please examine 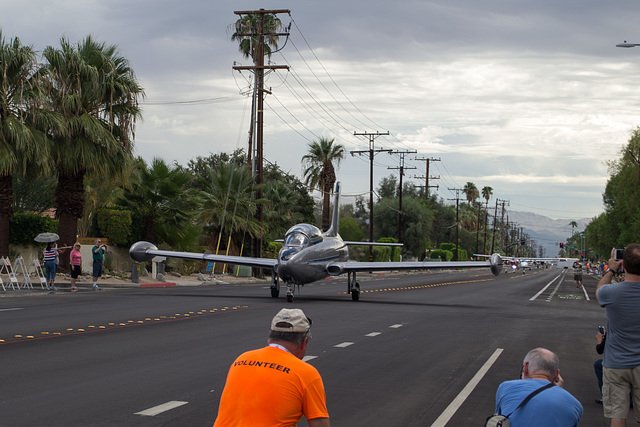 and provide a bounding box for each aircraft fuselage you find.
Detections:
[276,225,349,285]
